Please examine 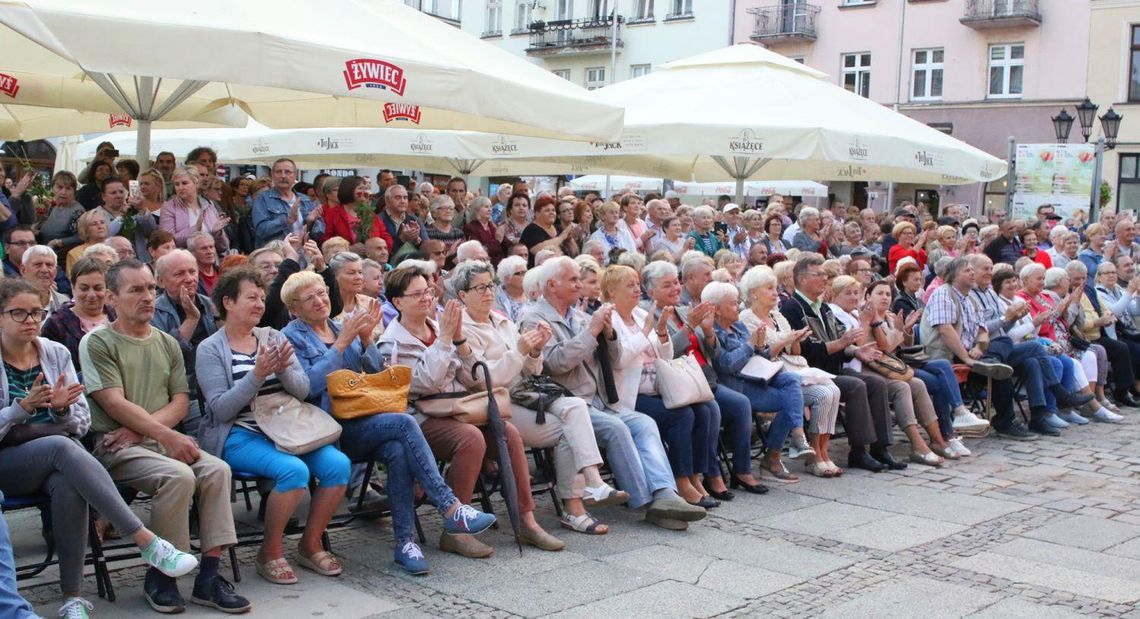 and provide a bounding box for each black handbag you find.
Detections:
[509,375,570,425]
